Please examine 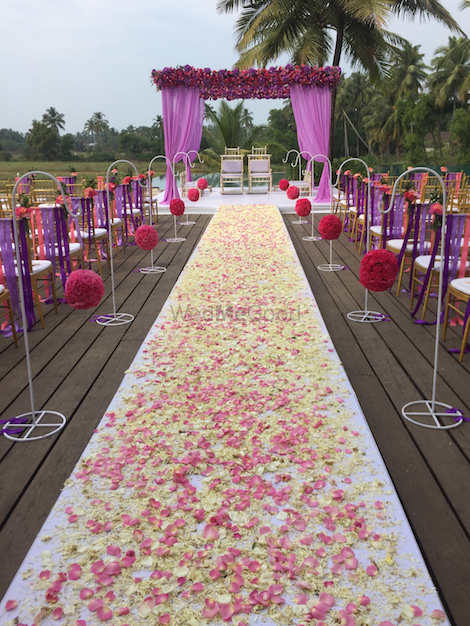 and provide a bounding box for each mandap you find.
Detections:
[151,65,341,204]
